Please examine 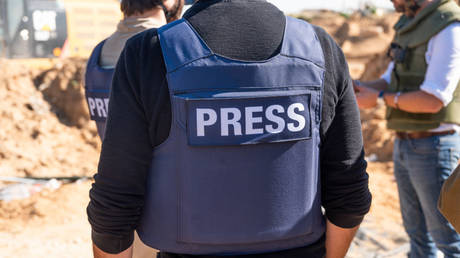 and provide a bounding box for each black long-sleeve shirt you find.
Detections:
[87,0,372,255]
